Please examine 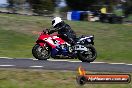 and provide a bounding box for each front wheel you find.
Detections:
[32,44,51,60]
[78,45,97,62]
